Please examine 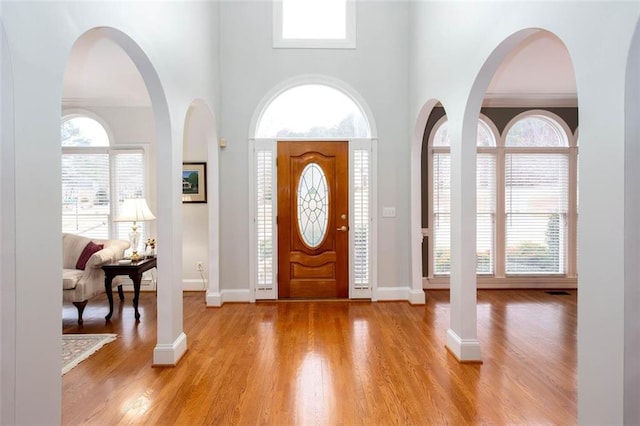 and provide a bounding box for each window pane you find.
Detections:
[297,163,329,248]
[61,117,109,147]
[477,120,495,147]
[432,122,449,147]
[113,151,147,248]
[506,116,567,147]
[61,153,110,238]
[505,153,568,273]
[282,0,346,40]
[432,120,495,147]
[256,85,369,138]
